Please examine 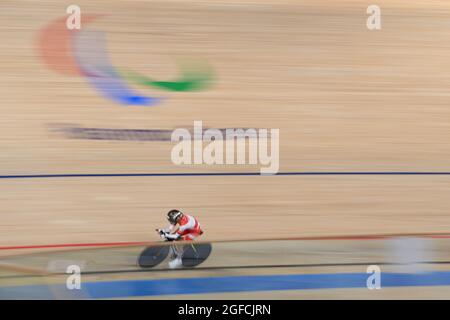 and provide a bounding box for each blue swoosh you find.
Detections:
[73,30,161,106]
